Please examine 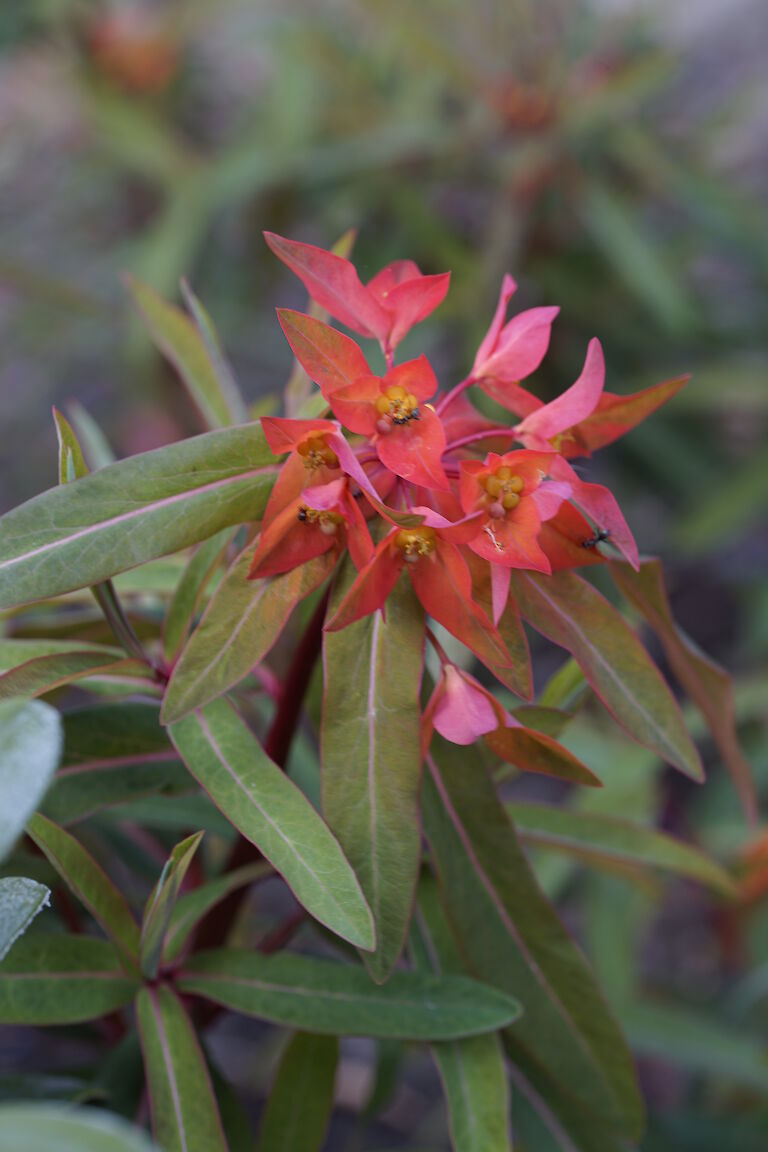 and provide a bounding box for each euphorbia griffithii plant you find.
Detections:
[0,232,754,1152]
